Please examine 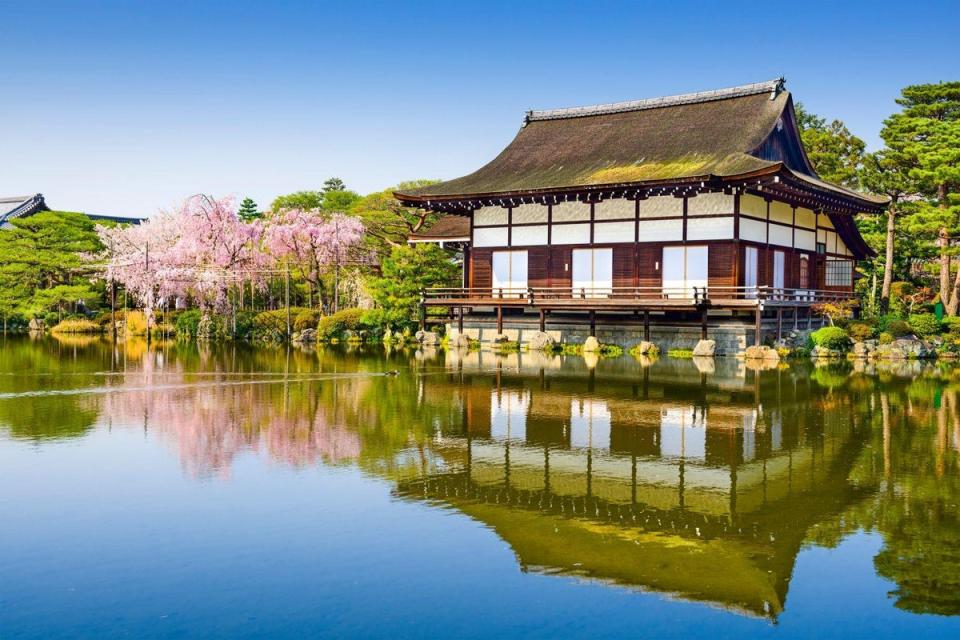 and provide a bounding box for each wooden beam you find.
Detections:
[496,305,503,333]
[754,307,762,346]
